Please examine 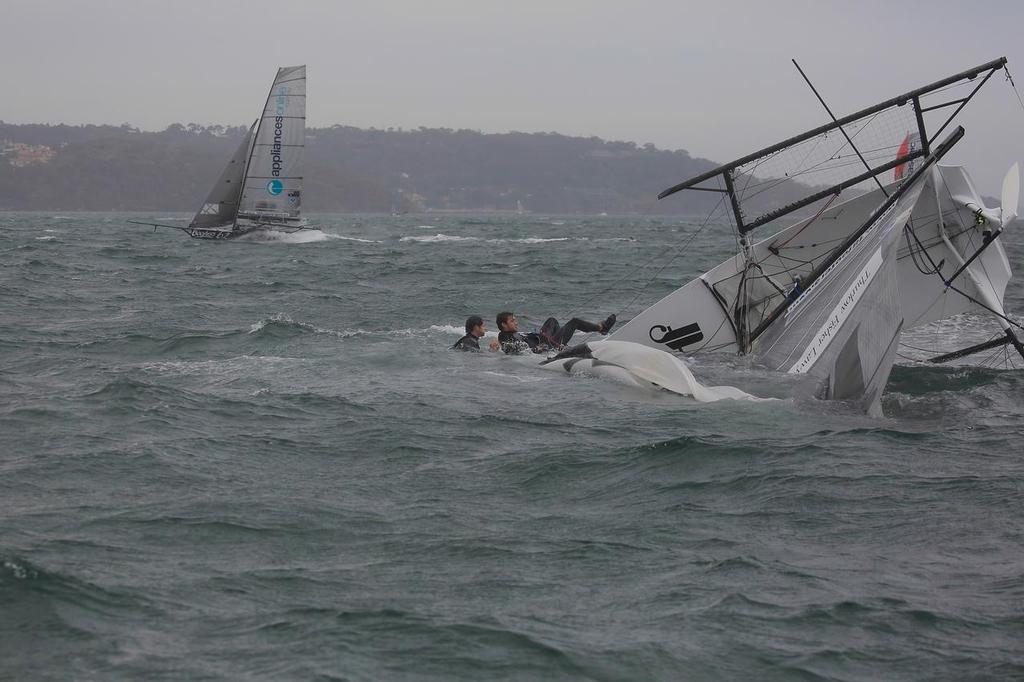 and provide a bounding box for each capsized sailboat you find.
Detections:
[608,58,1023,407]
[130,65,310,239]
